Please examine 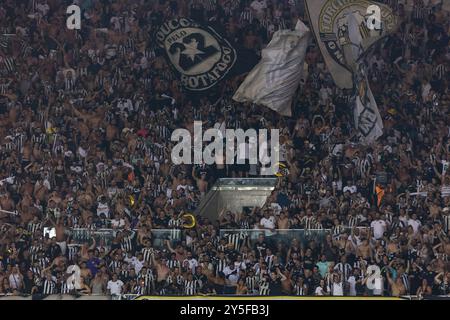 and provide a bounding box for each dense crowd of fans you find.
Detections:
[0,0,449,298]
